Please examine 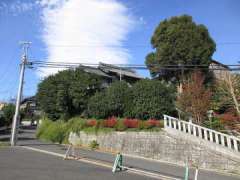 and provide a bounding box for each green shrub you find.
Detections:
[89,140,99,150]
[125,79,176,120]
[158,120,164,128]
[42,121,67,143]
[87,91,109,119]
[2,104,15,126]
[203,117,224,131]
[66,117,87,134]
[105,81,130,117]
[36,118,52,138]
[37,118,68,144]
[115,119,127,131]
[137,121,145,130]
[88,81,130,119]
[0,116,5,127]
